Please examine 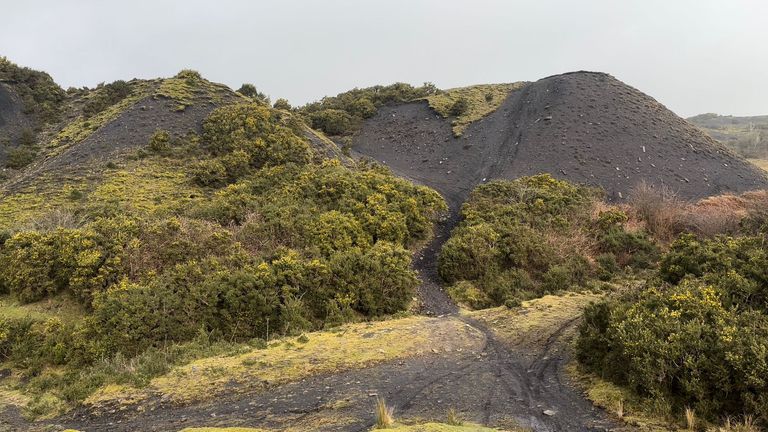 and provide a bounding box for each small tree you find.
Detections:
[237,83,270,105]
